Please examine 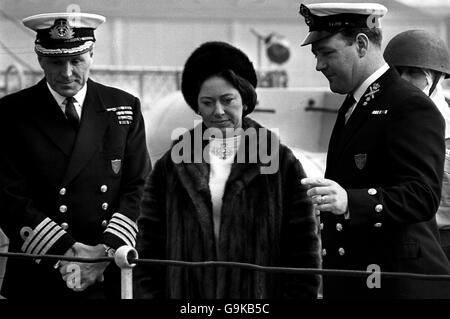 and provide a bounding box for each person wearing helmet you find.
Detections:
[384,29,450,136]
[385,29,450,262]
